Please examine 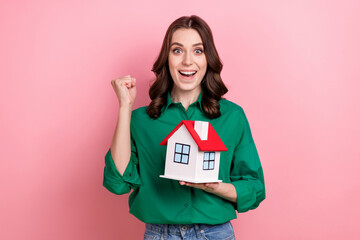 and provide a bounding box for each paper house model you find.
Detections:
[159,120,227,183]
